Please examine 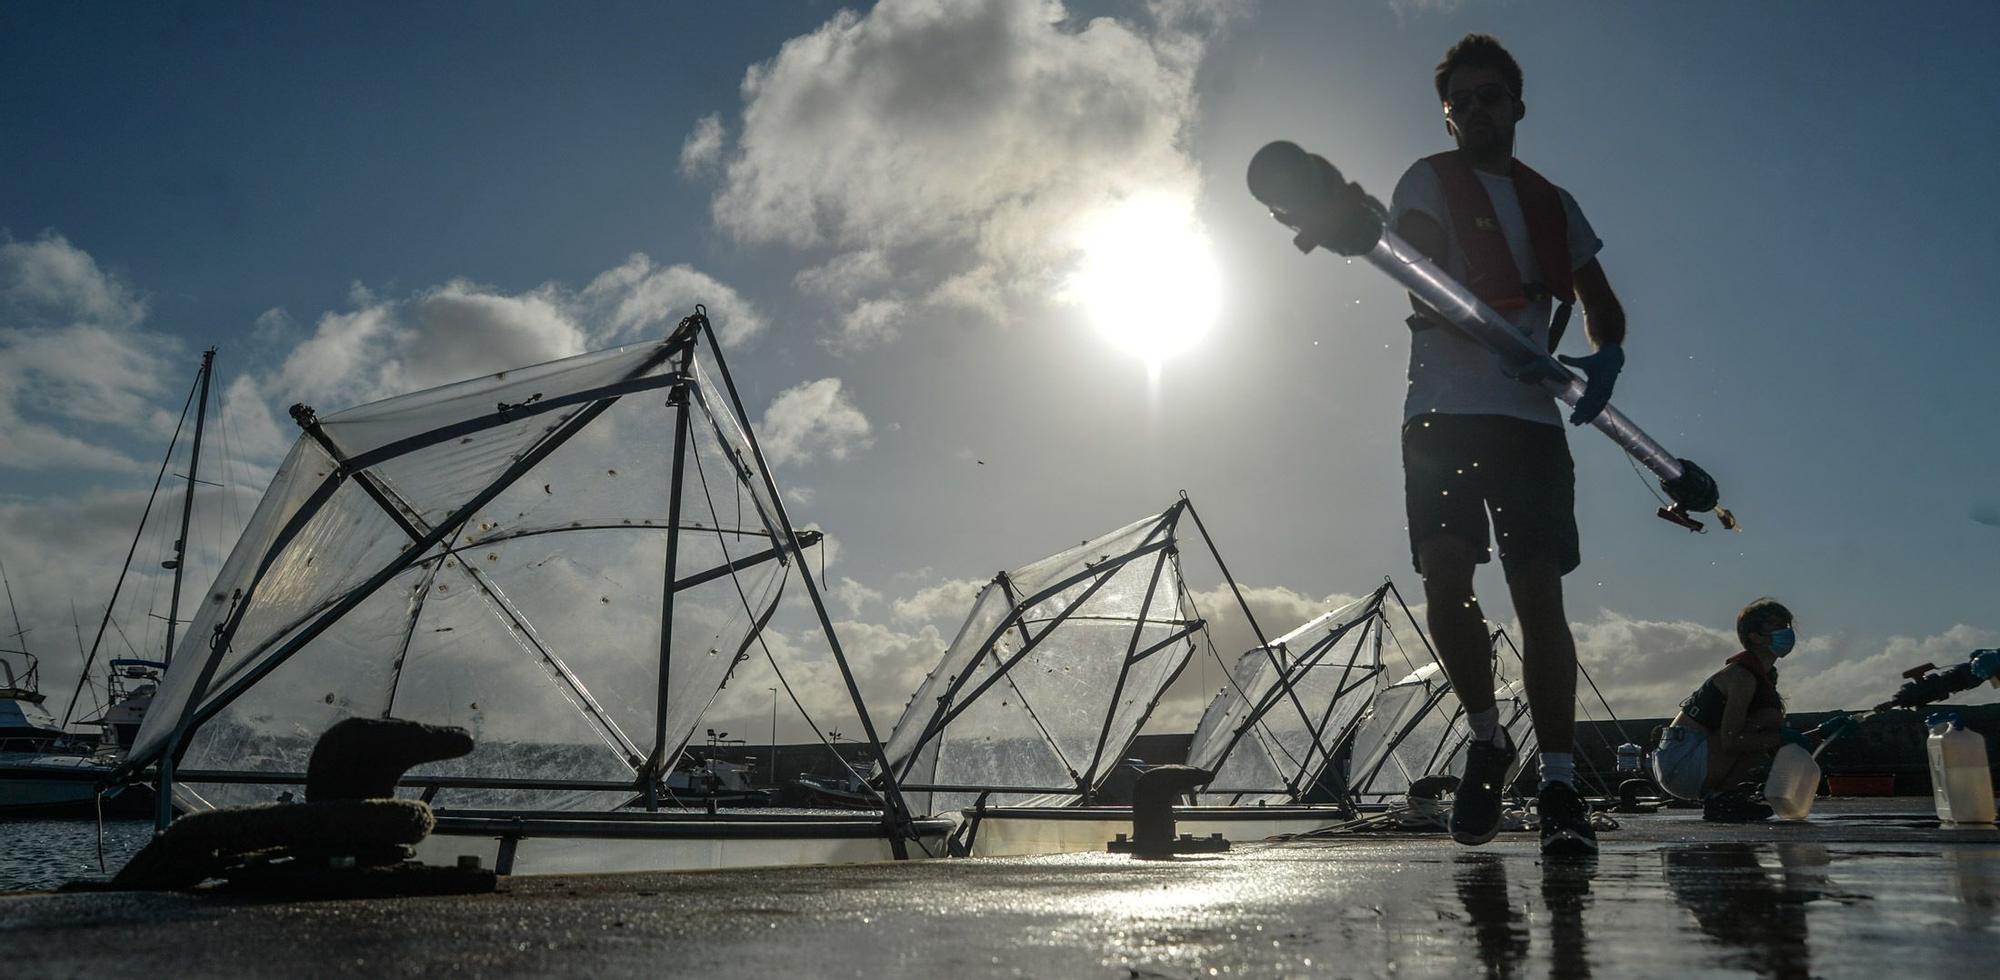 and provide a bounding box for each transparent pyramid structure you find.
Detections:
[126,311,899,817]
[1185,587,1391,805]
[877,502,1207,816]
